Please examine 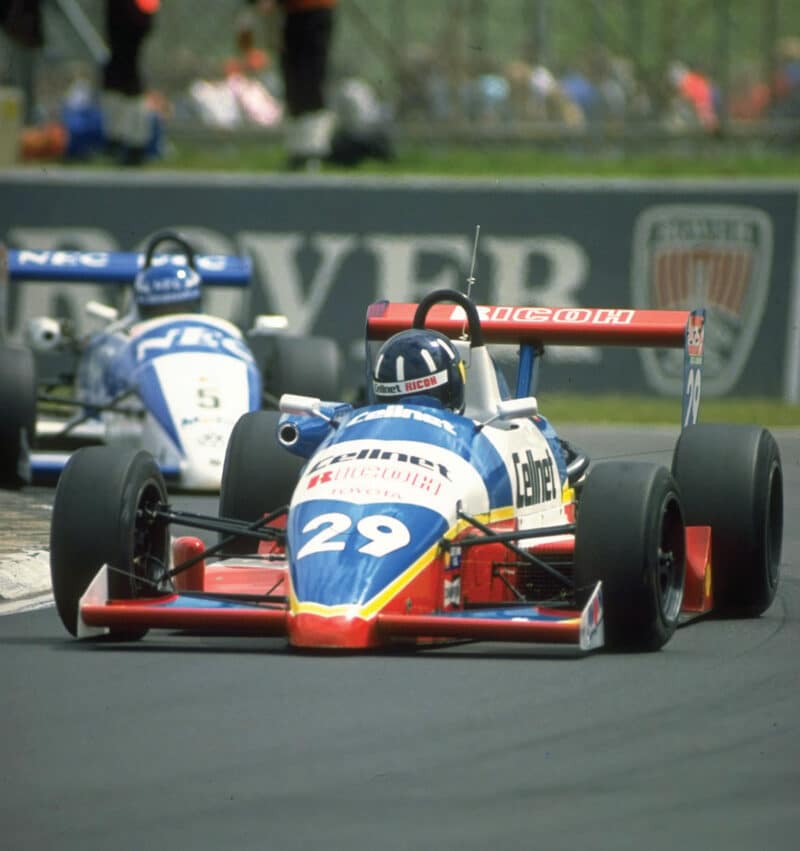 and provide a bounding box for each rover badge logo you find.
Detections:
[631,205,772,395]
